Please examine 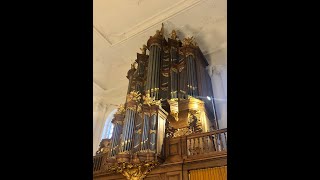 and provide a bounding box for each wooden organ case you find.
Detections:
[93,24,227,180]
